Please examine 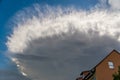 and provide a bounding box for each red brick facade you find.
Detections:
[76,50,120,80]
